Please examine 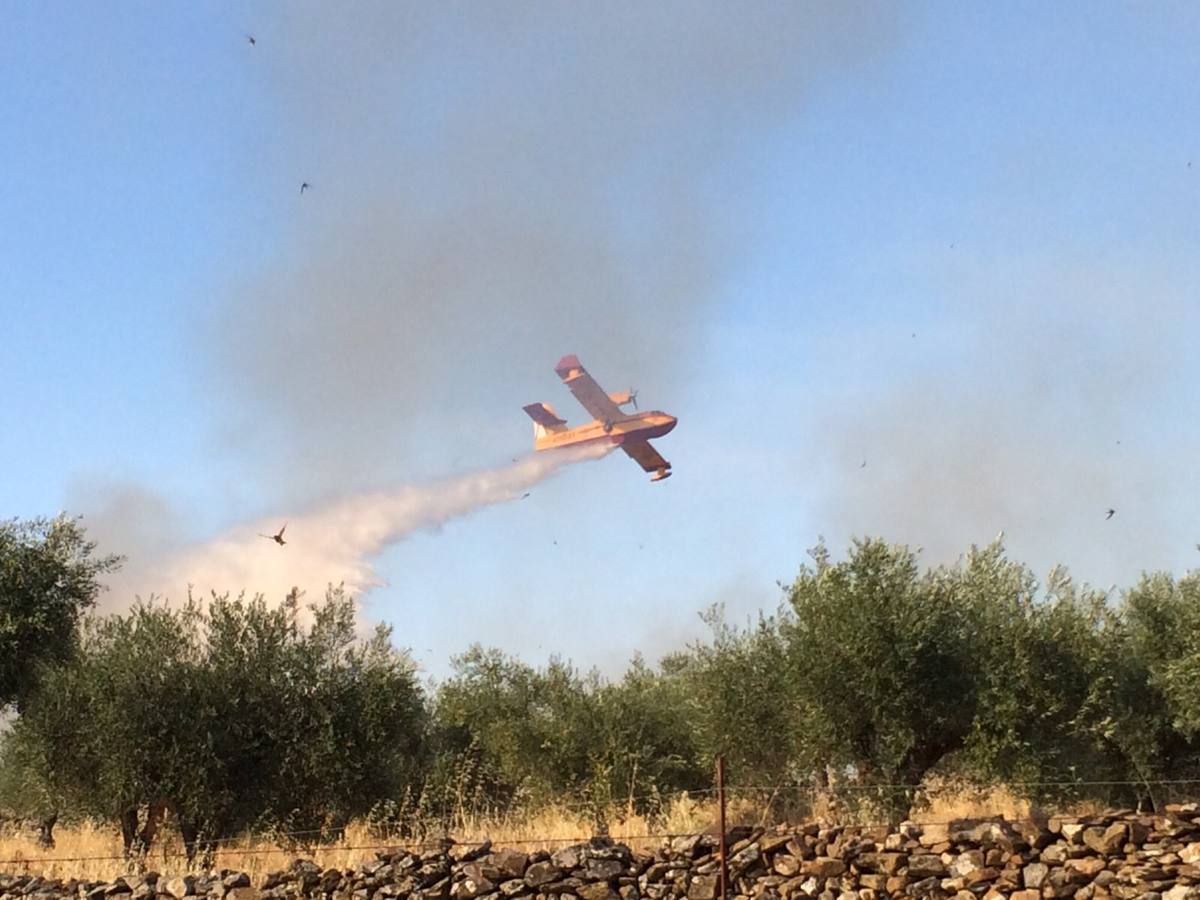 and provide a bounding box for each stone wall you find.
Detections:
[5,805,1200,900]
